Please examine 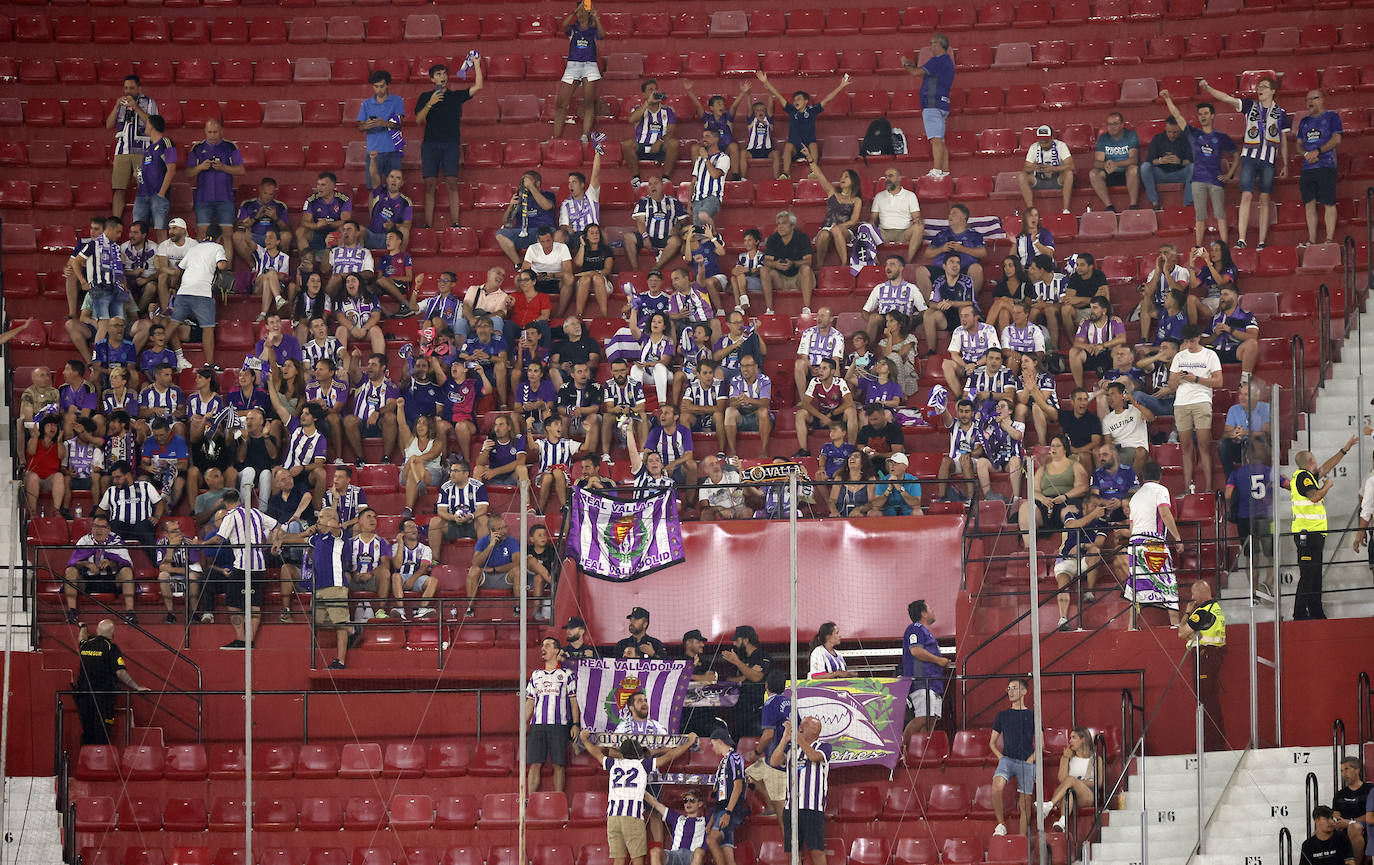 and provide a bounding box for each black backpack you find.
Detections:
[860,117,896,161]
